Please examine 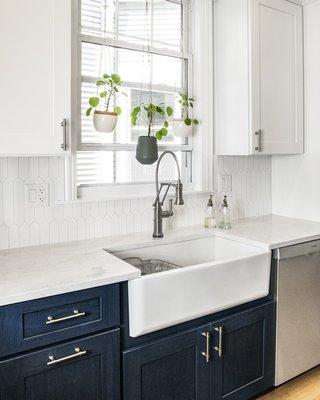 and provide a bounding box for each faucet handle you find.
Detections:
[175,182,184,206]
[169,198,173,214]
